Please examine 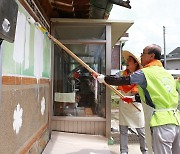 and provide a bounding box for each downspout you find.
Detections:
[89,0,113,19]
[109,0,131,9]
